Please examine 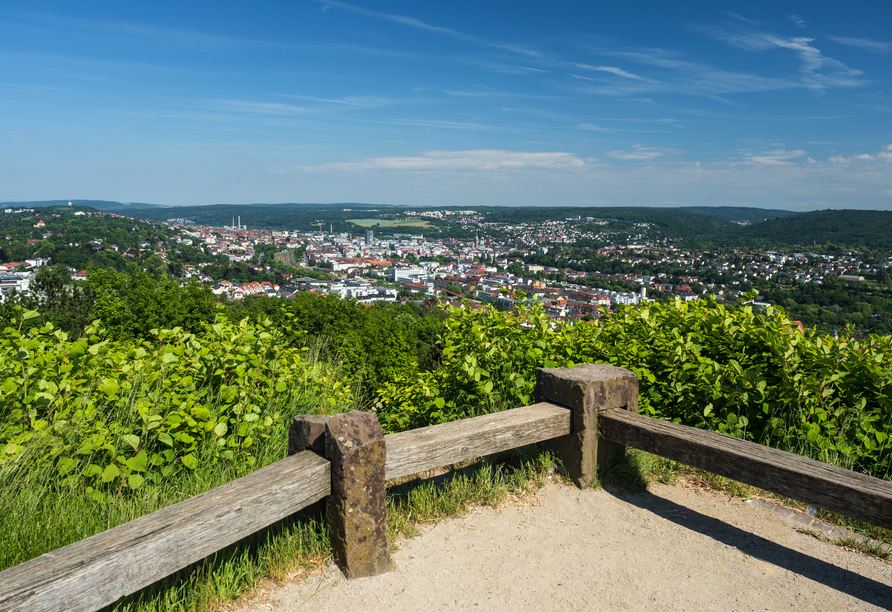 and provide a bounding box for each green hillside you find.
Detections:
[126,202,389,232]
[731,209,892,249]
[674,206,795,223]
[478,206,736,243]
[1,200,160,210]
